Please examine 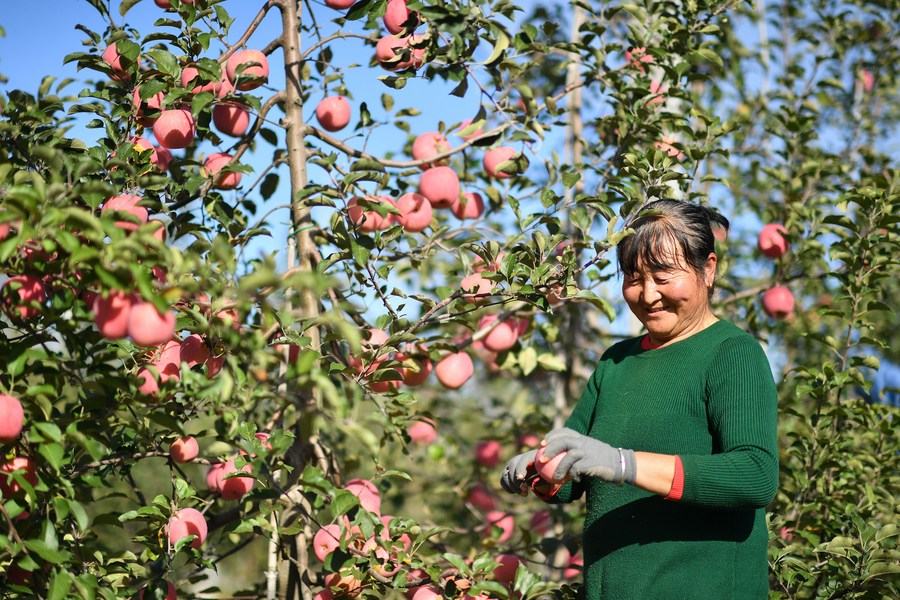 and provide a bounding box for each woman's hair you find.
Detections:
[616,199,729,283]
